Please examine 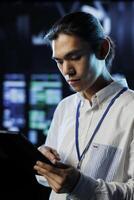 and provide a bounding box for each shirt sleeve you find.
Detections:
[66,175,134,200]
[35,175,49,187]
[67,137,134,200]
